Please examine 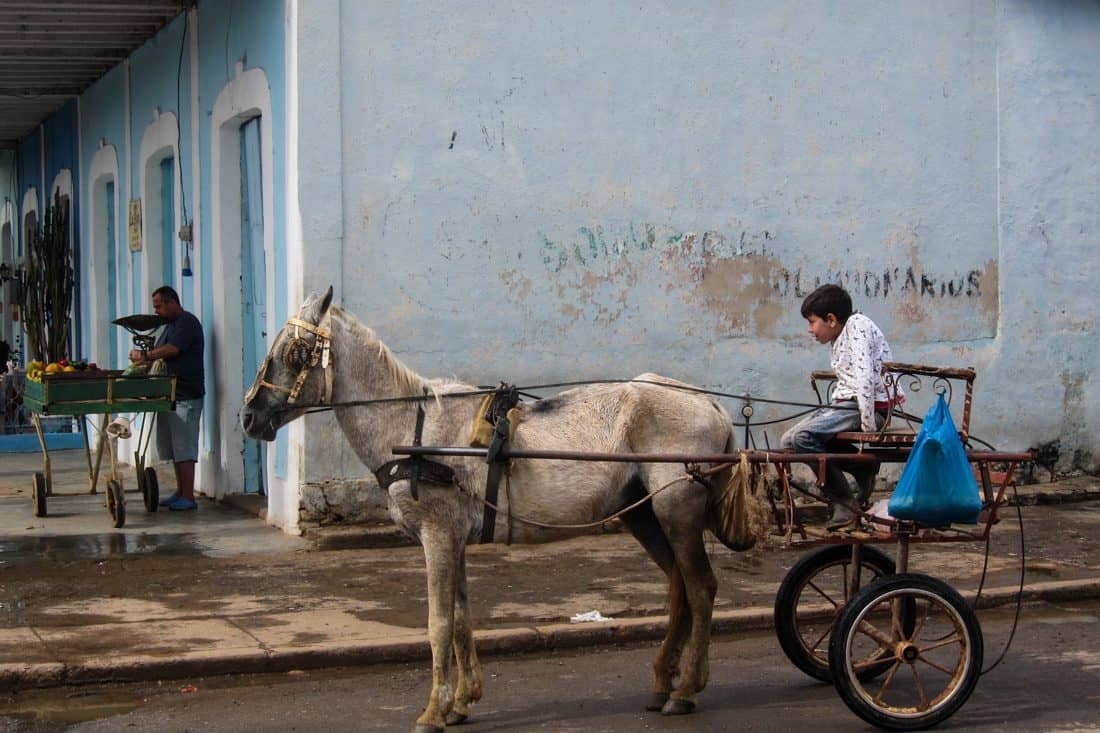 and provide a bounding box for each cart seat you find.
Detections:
[832,427,920,445]
[811,362,976,448]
